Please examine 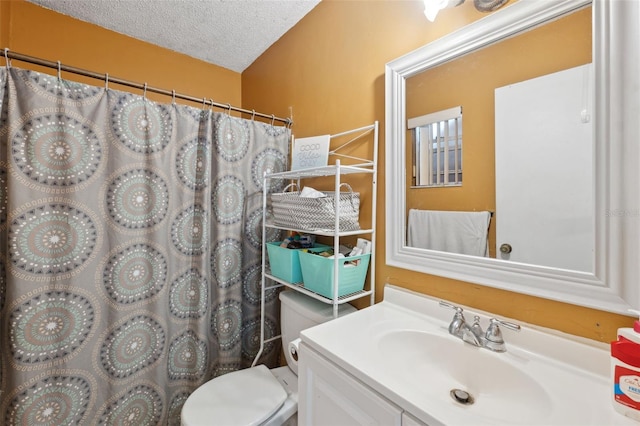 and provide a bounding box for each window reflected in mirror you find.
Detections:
[409,106,463,188]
